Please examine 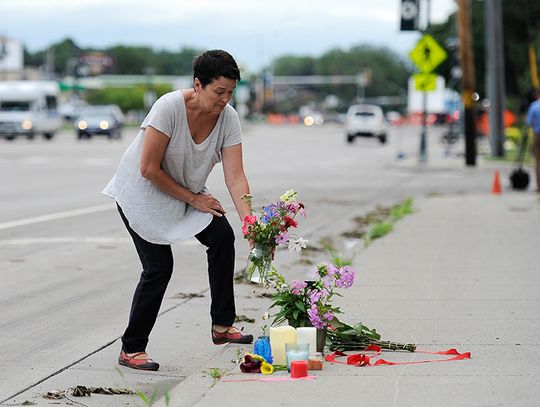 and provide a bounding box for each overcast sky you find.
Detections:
[1,0,456,73]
